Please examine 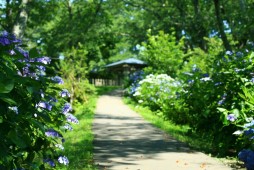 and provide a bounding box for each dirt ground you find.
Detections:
[92,90,234,170]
